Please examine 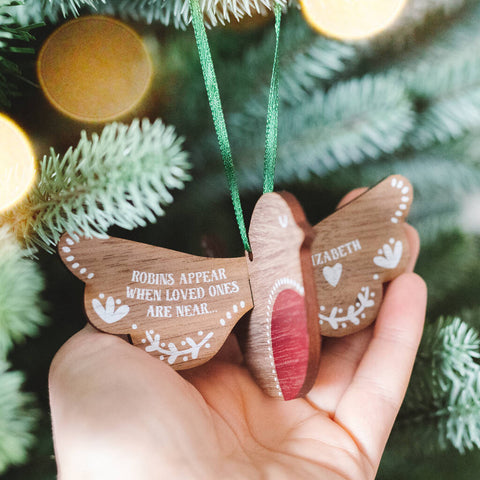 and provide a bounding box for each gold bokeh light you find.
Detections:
[0,114,36,213]
[37,16,153,123]
[300,0,407,40]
